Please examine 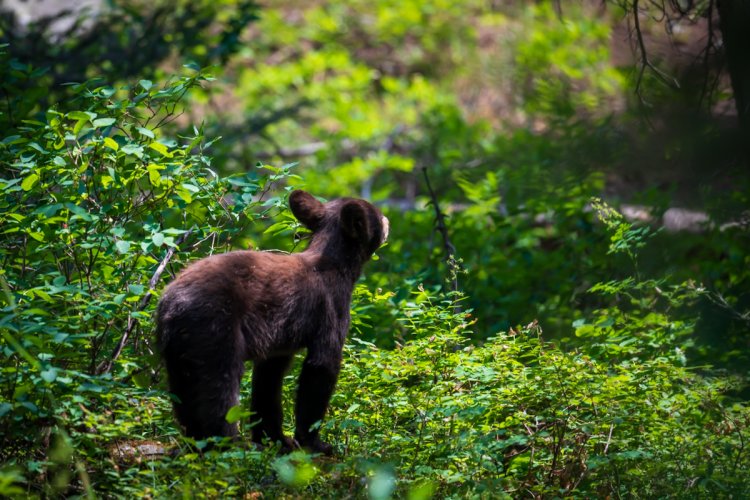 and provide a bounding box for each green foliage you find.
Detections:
[330,303,748,497]
[0,45,49,131]
[514,3,624,120]
[0,63,293,490]
[211,0,640,340]
[1,0,750,497]
[0,0,259,107]
[4,287,744,497]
